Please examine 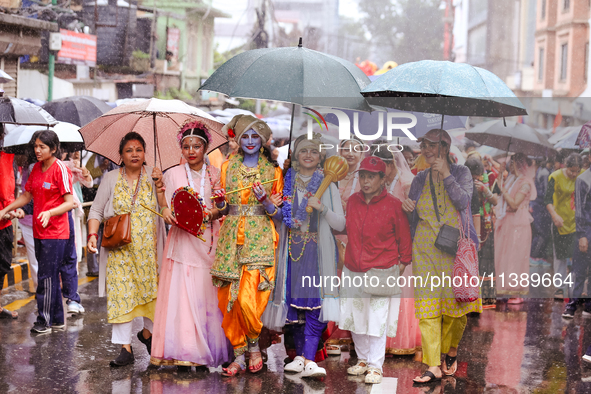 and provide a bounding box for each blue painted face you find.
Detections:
[240,129,262,155]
